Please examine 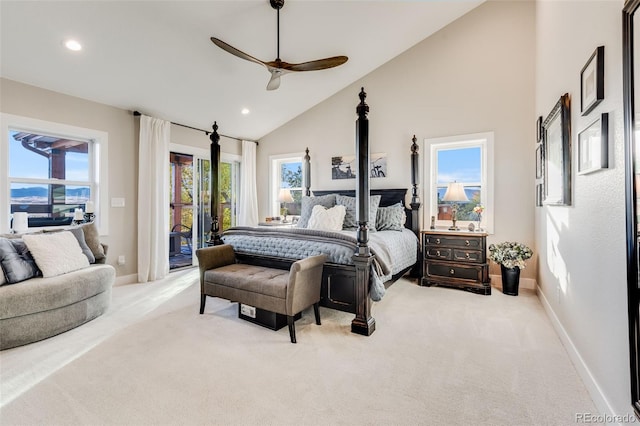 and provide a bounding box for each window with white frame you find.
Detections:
[425,132,494,233]
[0,114,108,234]
[270,154,303,219]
